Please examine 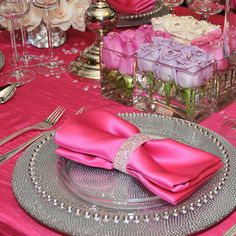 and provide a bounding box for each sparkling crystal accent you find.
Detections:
[113,133,152,173]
